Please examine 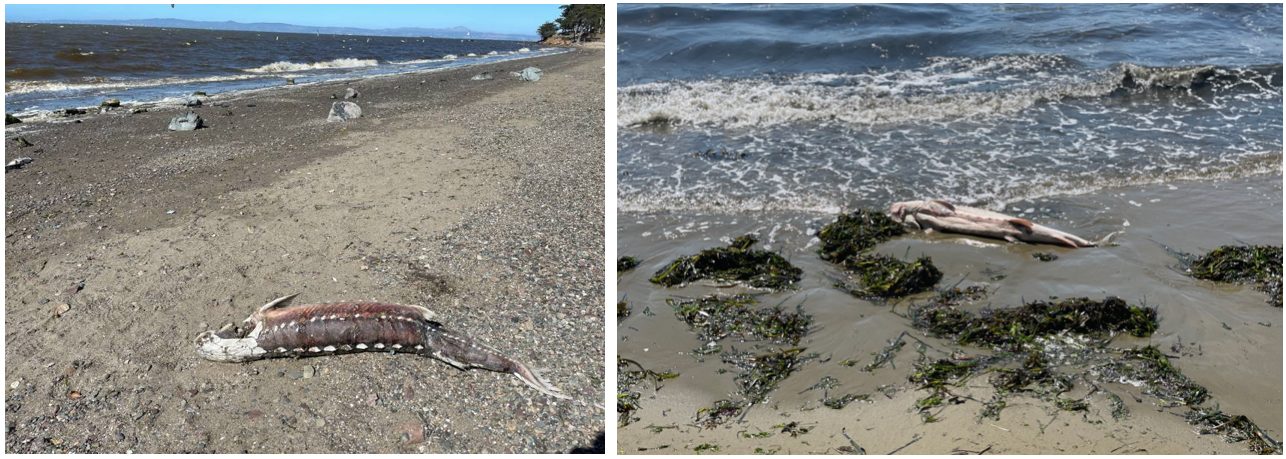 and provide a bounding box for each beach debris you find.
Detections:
[519,66,543,82]
[1098,345,1208,407]
[6,157,34,171]
[618,357,679,426]
[725,347,806,405]
[912,296,1157,350]
[343,87,360,99]
[650,234,802,290]
[167,111,203,131]
[1032,252,1058,262]
[326,101,362,122]
[817,209,907,263]
[618,256,640,273]
[617,300,630,319]
[1186,406,1283,455]
[1184,245,1282,307]
[669,295,811,345]
[471,72,495,81]
[836,253,942,298]
[5,113,21,125]
[52,302,71,318]
[184,96,202,107]
[11,136,33,148]
[890,199,1102,248]
[130,107,148,114]
[100,98,121,108]
[196,295,568,399]
[55,108,87,117]
[695,399,745,428]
